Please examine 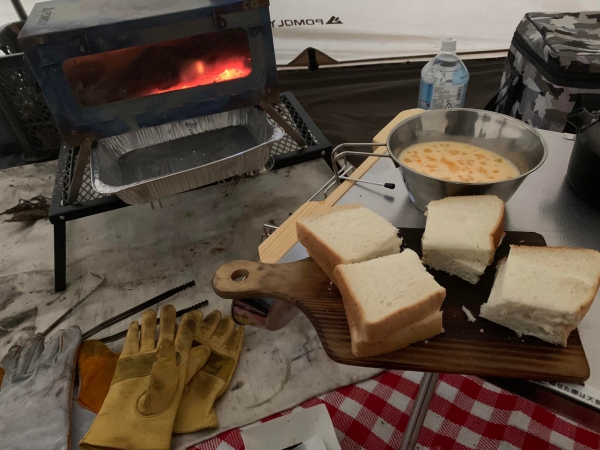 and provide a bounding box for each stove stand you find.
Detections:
[49,92,331,291]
